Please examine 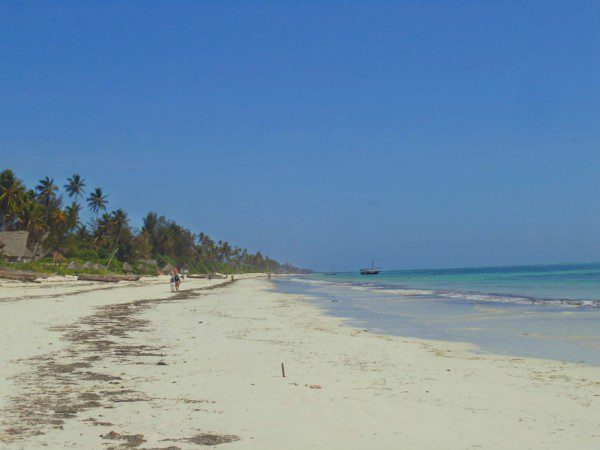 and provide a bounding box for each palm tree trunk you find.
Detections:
[106,247,119,270]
